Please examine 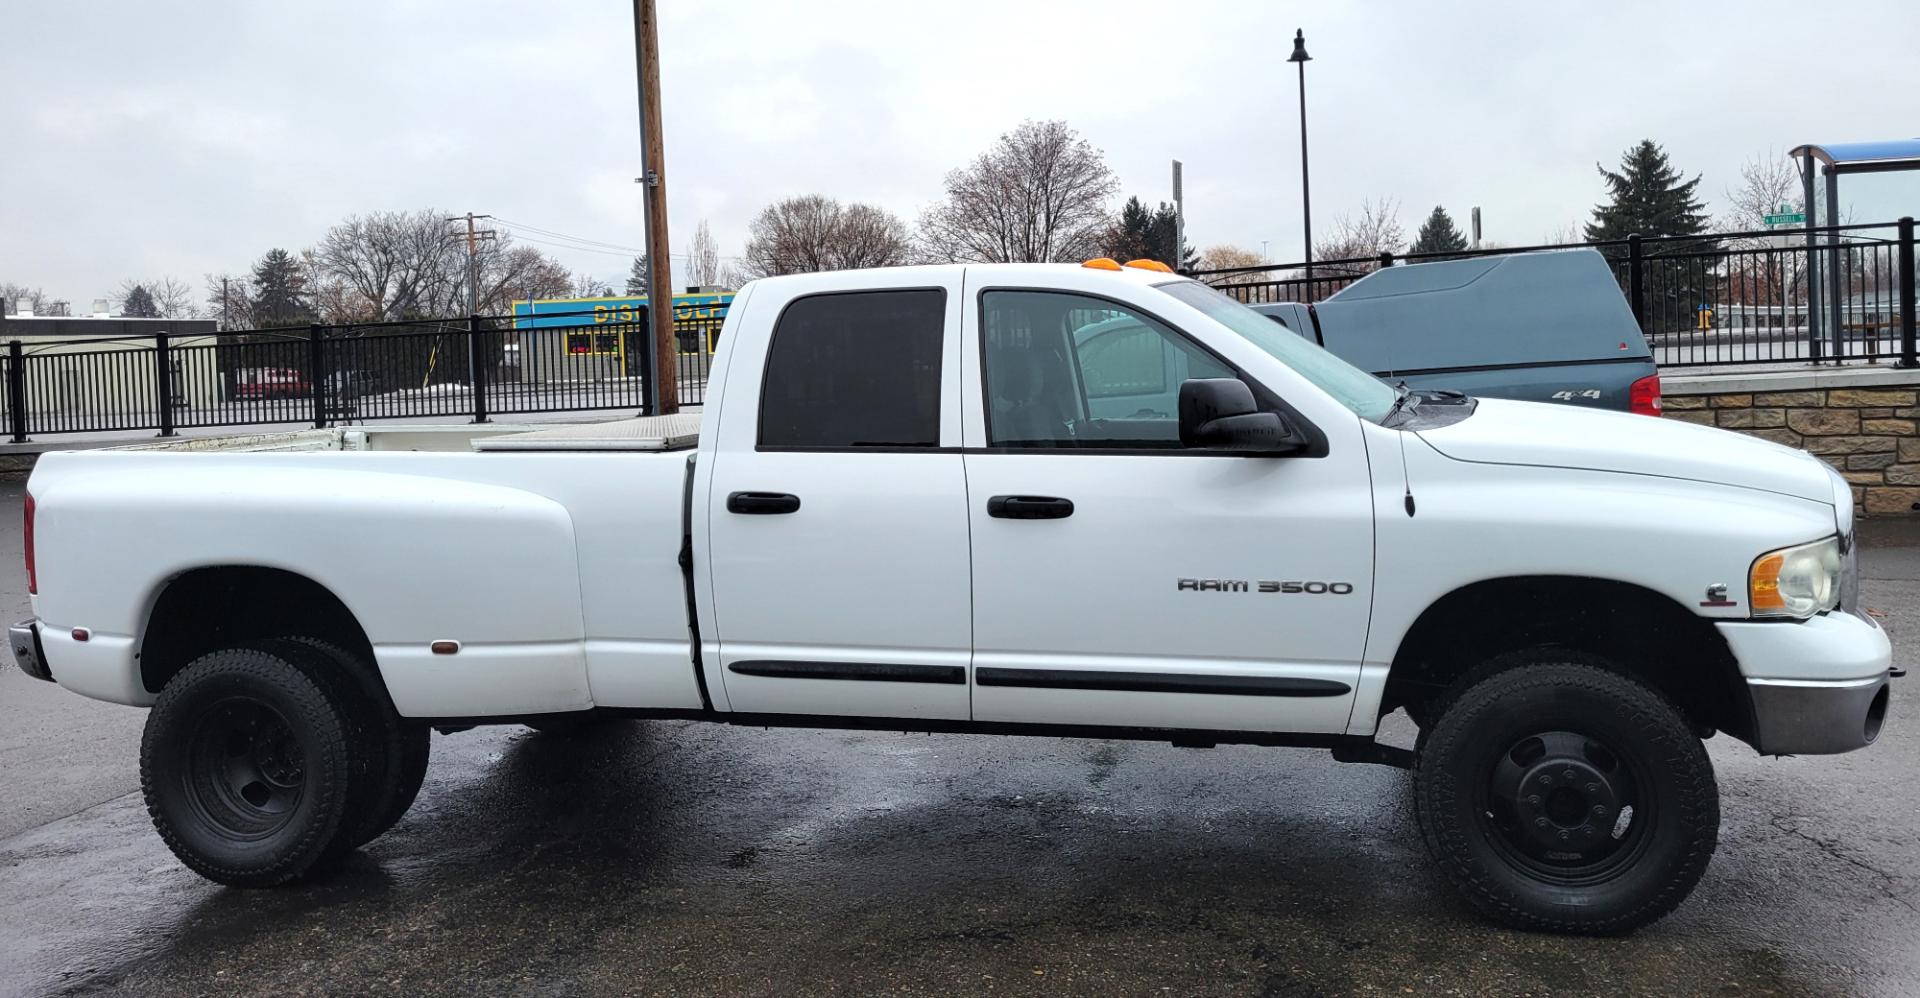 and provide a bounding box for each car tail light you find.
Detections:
[24,492,36,595]
[1630,373,1662,416]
